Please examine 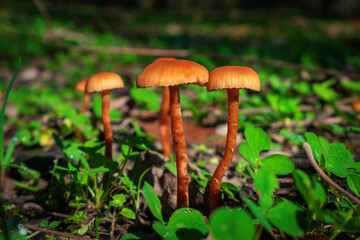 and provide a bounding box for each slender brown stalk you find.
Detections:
[81,93,90,114]
[76,93,90,141]
[210,89,239,212]
[102,90,112,161]
[159,87,171,158]
[303,142,360,206]
[169,85,189,208]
